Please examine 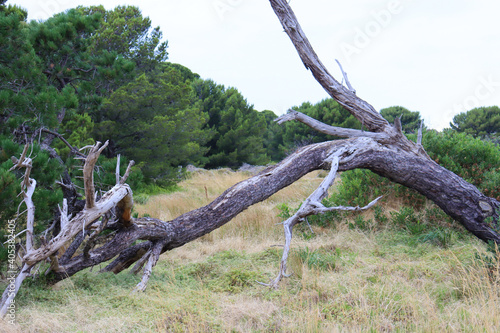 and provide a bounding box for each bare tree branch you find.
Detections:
[269,0,389,133]
[115,154,121,185]
[120,160,135,185]
[275,109,389,140]
[133,240,166,292]
[40,129,86,158]
[417,121,424,146]
[0,264,33,317]
[259,153,382,288]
